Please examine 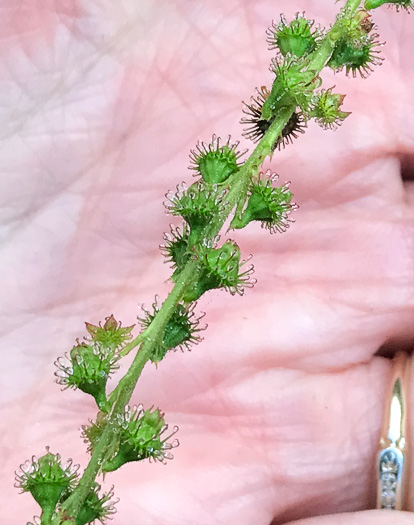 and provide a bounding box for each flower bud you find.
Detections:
[328,9,383,77]
[266,13,323,58]
[262,56,321,119]
[69,483,116,525]
[160,224,191,280]
[231,171,297,233]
